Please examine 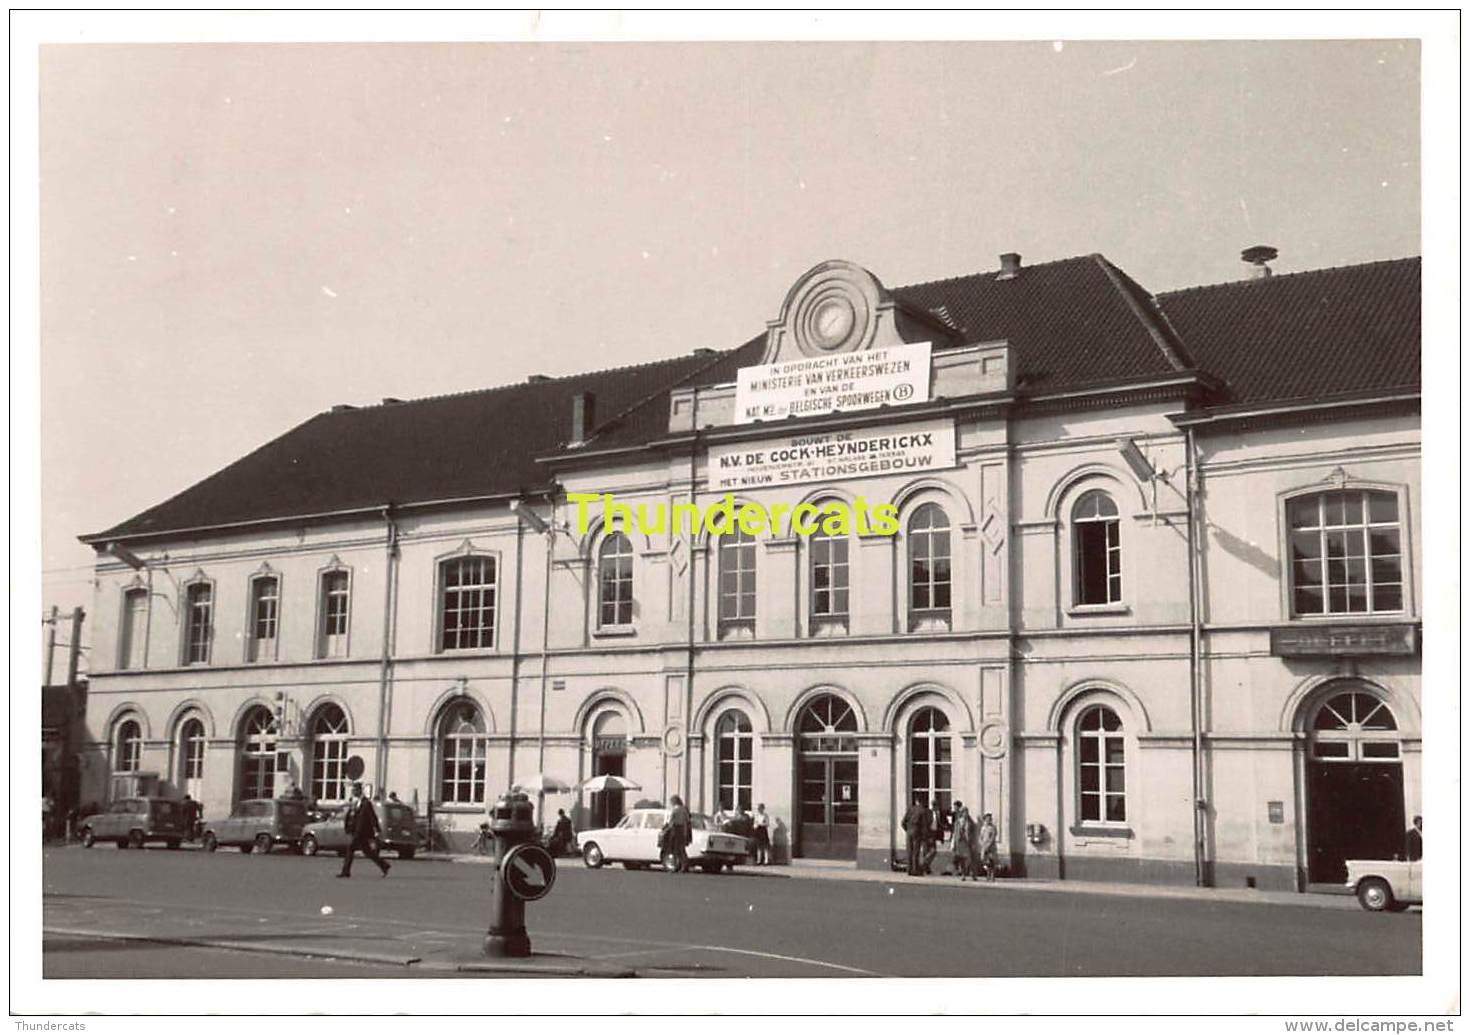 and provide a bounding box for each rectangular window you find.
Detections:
[1288,491,1403,616]
[811,536,850,620]
[718,534,757,638]
[440,556,497,650]
[319,571,350,658]
[1075,521,1121,605]
[440,735,487,803]
[249,577,279,662]
[184,583,213,665]
[119,588,148,670]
